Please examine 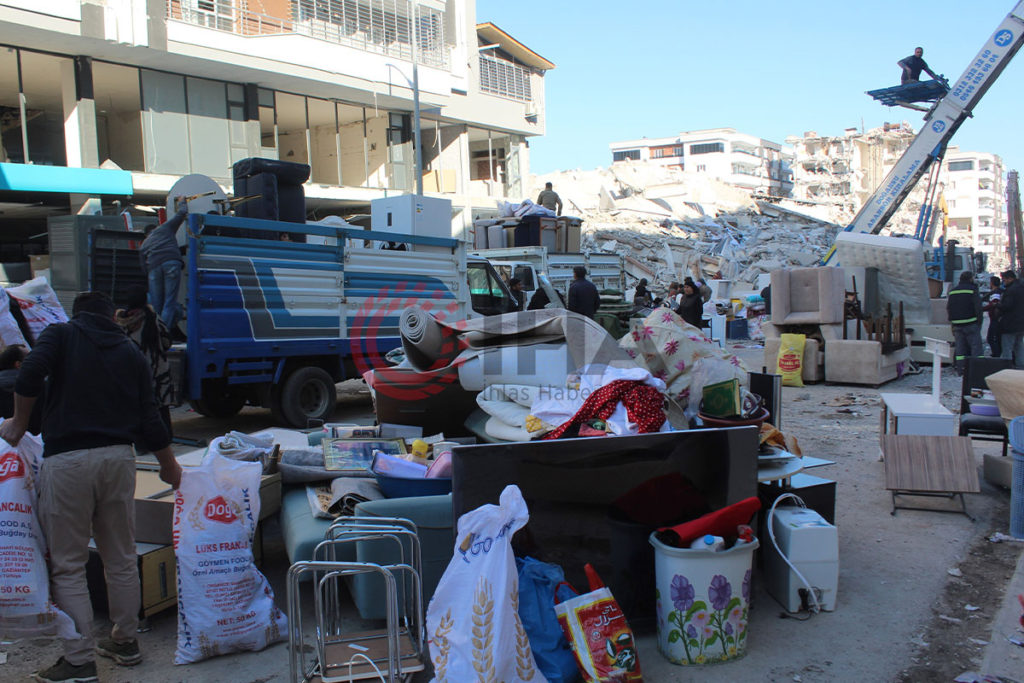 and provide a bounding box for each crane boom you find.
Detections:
[823,1,1024,264]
